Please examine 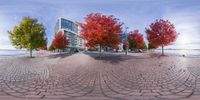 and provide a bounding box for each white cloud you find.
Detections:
[163,9,200,49]
[0,0,200,50]
[0,14,16,50]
